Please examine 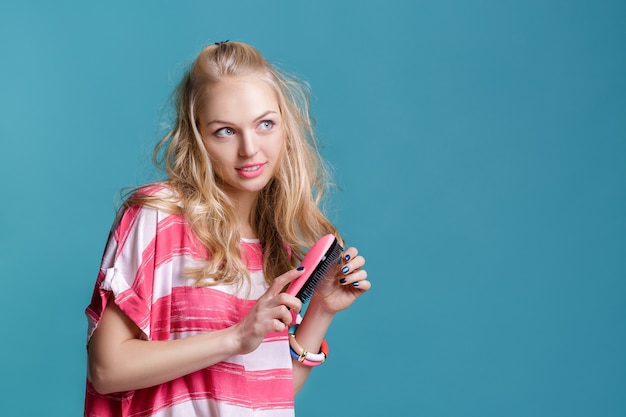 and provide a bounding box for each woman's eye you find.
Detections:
[214,127,235,137]
[259,120,274,130]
